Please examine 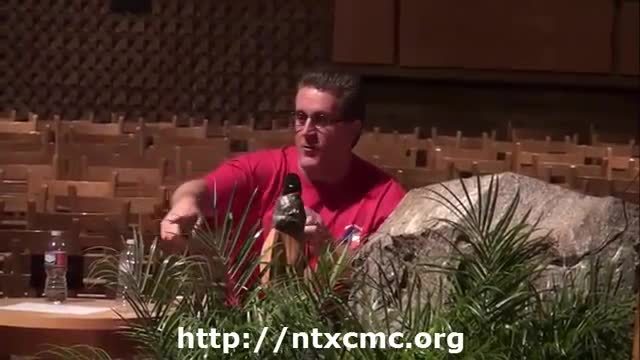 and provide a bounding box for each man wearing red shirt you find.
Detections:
[161,70,406,264]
